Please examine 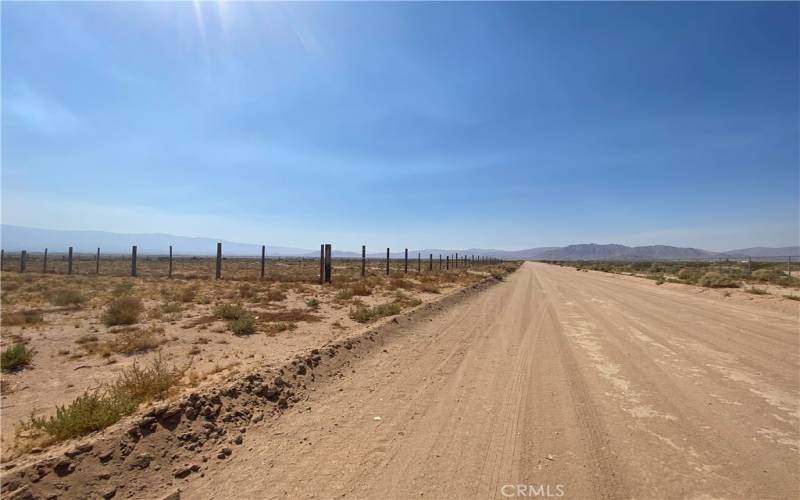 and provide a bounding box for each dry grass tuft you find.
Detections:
[351,282,373,296]
[263,322,297,335]
[259,308,321,323]
[418,283,441,294]
[1,344,34,372]
[78,328,164,357]
[227,316,256,336]
[349,302,401,323]
[24,353,184,441]
[102,296,144,326]
[213,303,247,320]
[50,289,87,307]
[264,289,287,302]
[2,309,44,326]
